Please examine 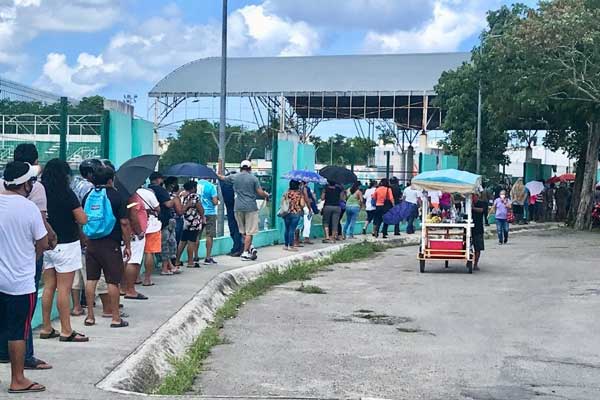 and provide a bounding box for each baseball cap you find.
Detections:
[3,161,38,185]
[149,171,164,181]
[240,160,252,169]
